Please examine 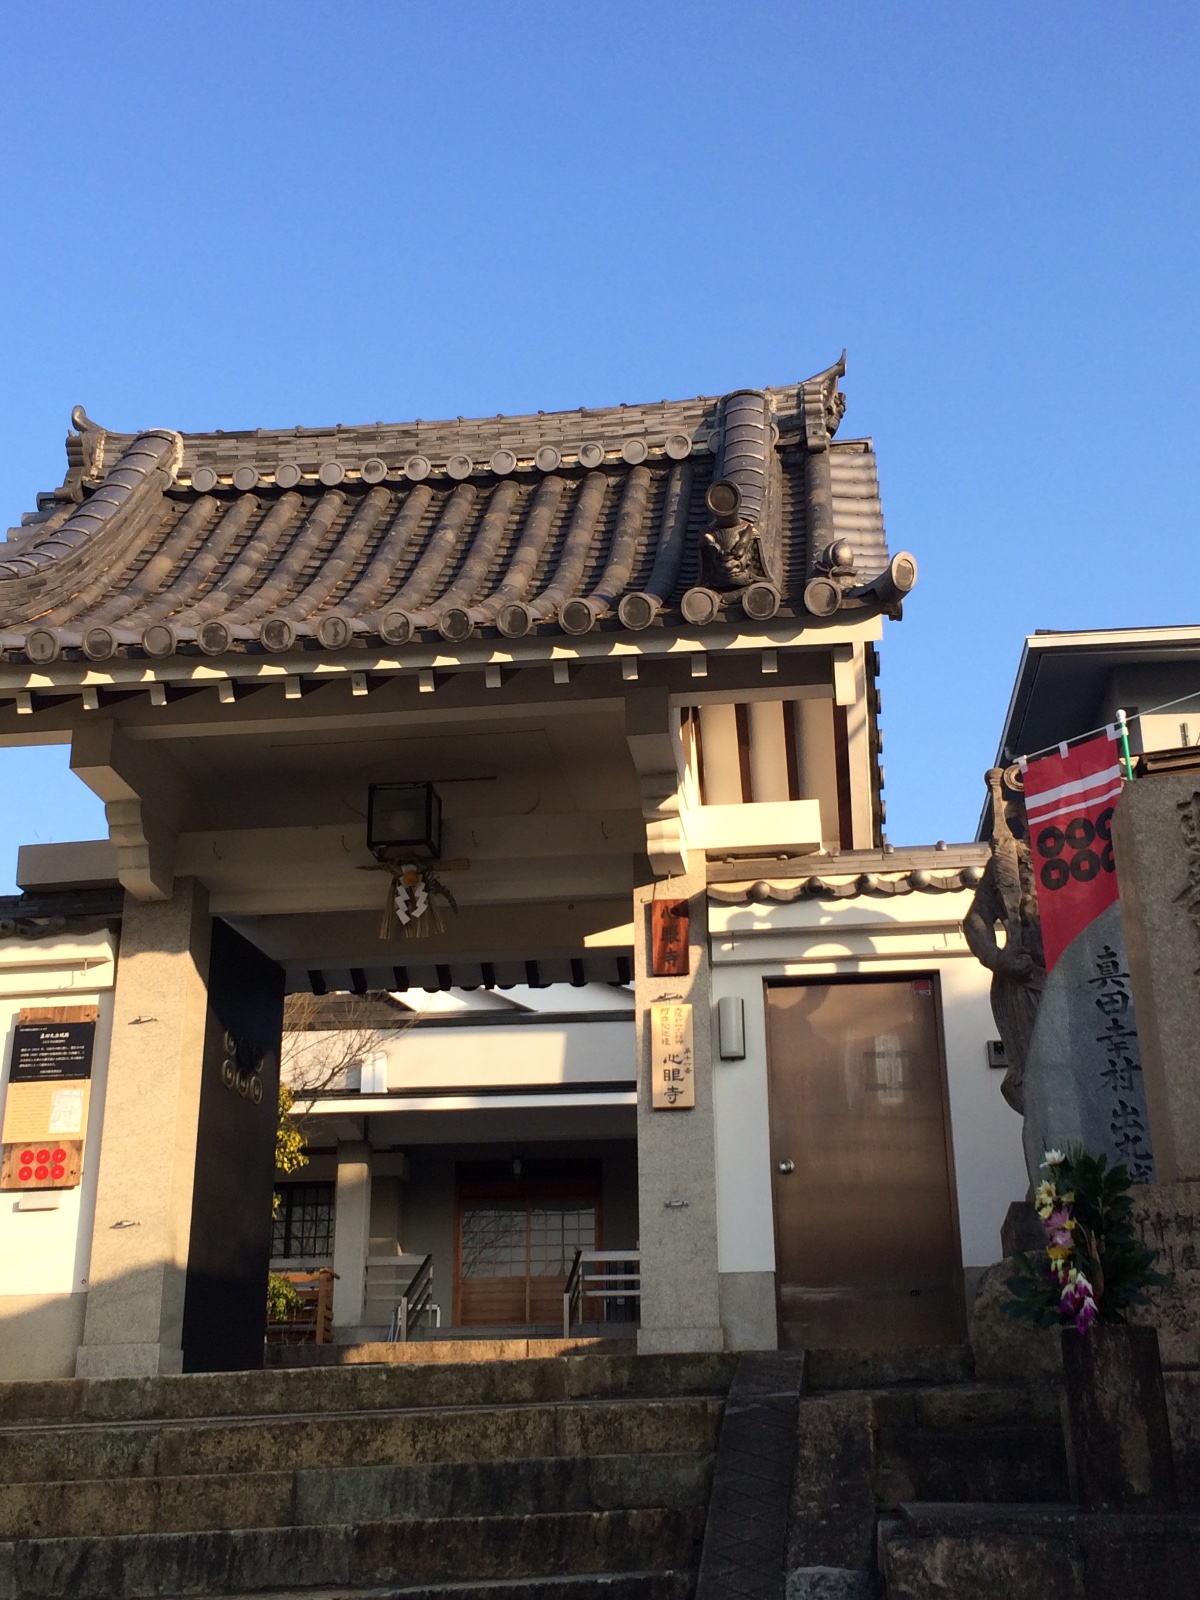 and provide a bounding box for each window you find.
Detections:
[272,1182,335,1259]
[461,1202,596,1279]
